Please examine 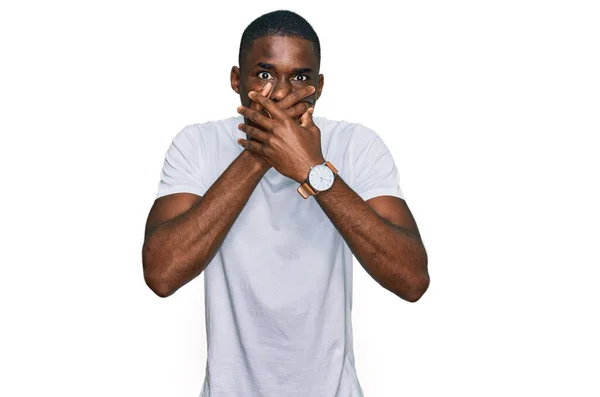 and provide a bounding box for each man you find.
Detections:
[142,9,429,397]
